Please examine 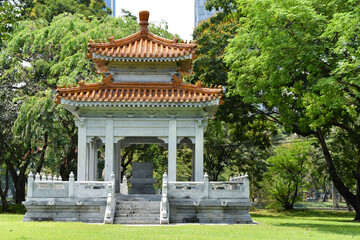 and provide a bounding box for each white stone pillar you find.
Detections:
[85,142,90,180]
[114,142,121,192]
[191,144,195,181]
[194,119,204,181]
[89,140,98,181]
[76,117,87,181]
[27,172,34,198]
[168,119,177,181]
[105,118,114,181]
